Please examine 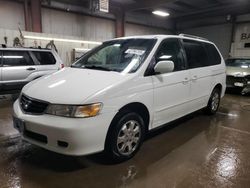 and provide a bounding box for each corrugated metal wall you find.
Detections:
[42,9,173,39]
[42,8,115,41]
[0,1,25,30]
[125,23,171,36]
